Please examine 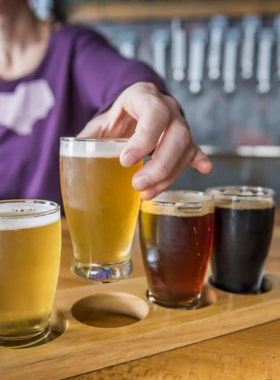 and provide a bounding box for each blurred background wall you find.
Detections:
[33,0,280,204]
